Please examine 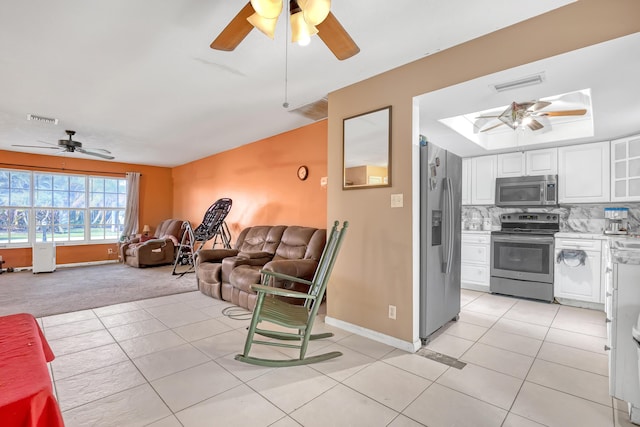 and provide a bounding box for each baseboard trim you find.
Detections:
[13,260,119,272]
[461,282,490,292]
[324,316,421,353]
